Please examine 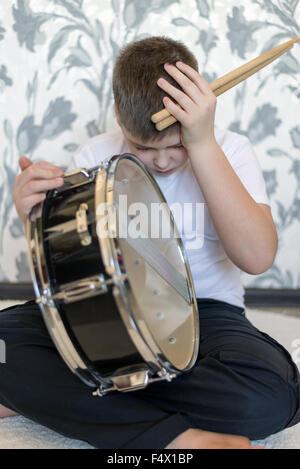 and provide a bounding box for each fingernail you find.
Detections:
[56,178,64,185]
